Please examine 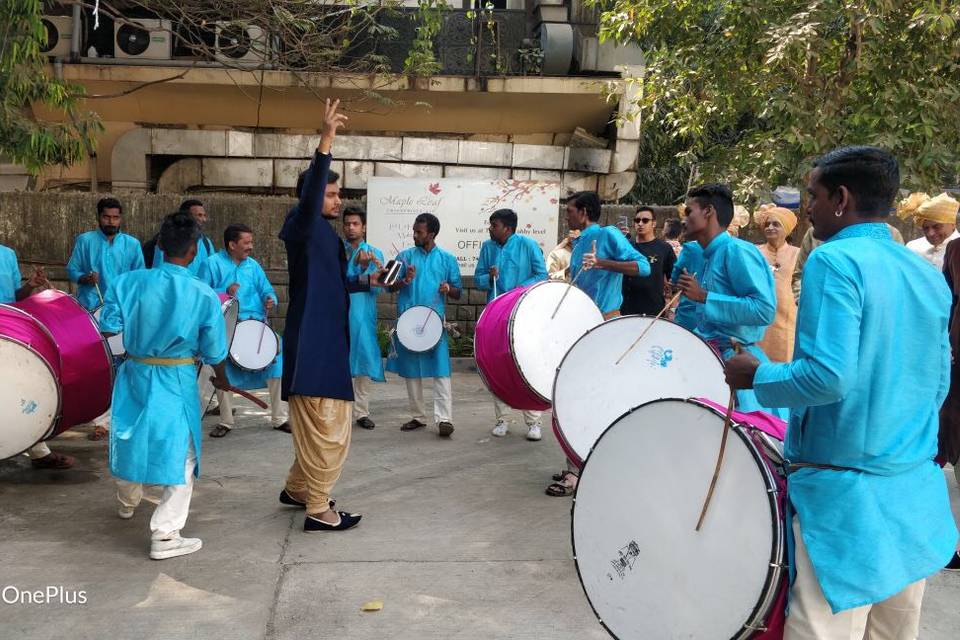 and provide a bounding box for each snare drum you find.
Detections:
[0,305,62,459]
[229,319,279,372]
[572,398,787,640]
[552,316,729,466]
[10,290,113,440]
[92,305,126,357]
[396,305,443,353]
[475,281,603,410]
